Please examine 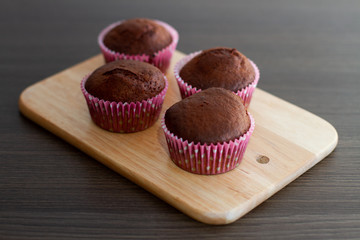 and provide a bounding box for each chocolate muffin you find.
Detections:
[85,60,165,103]
[103,18,173,56]
[179,47,255,92]
[165,87,250,144]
